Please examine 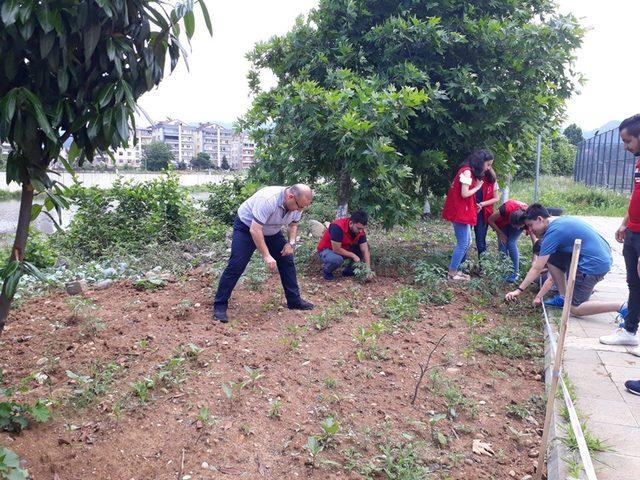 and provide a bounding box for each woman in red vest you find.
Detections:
[442,150,494,281]
[487,200,528,282]
[474,168,501,256]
